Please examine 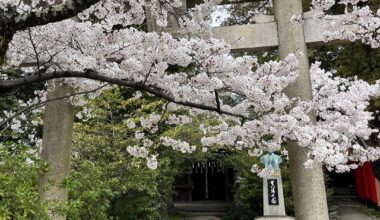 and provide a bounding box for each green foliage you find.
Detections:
[63,88,185,220]
[223,152,293,220]
[0,144,48,219]
[0,69,47,219]
[223,152,263,219]
[63,87,296,220]
[311,43,380,84]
